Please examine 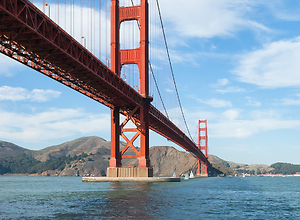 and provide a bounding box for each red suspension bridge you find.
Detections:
[0,0,209,177]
